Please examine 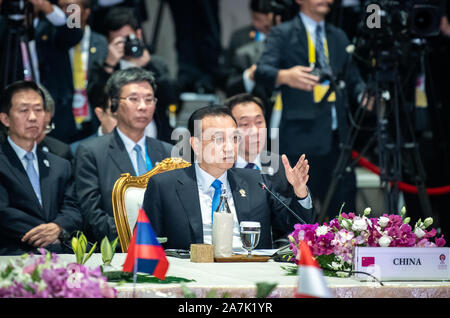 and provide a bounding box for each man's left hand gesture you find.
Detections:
[282,154,309,199]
